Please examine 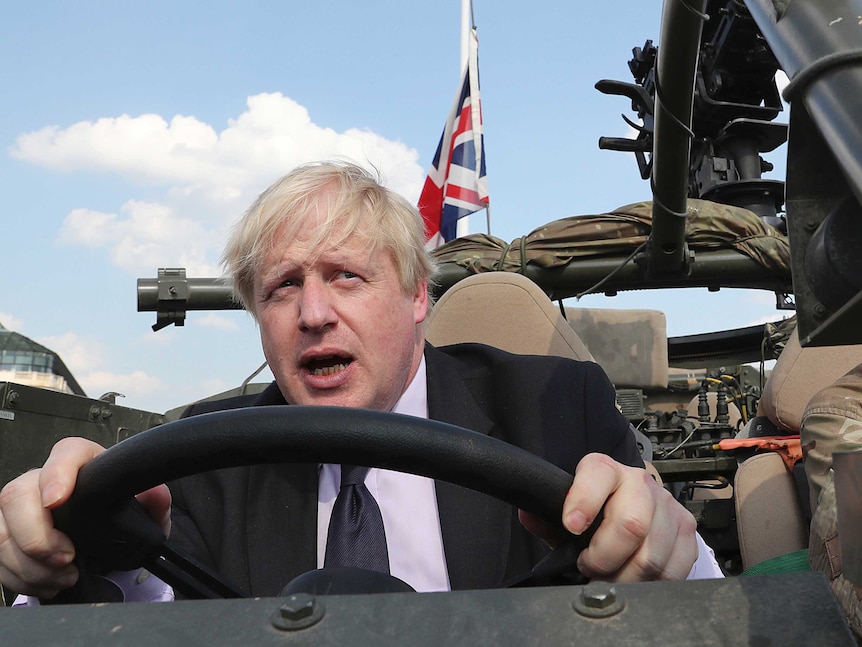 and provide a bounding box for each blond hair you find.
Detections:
[222,161,436,315]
